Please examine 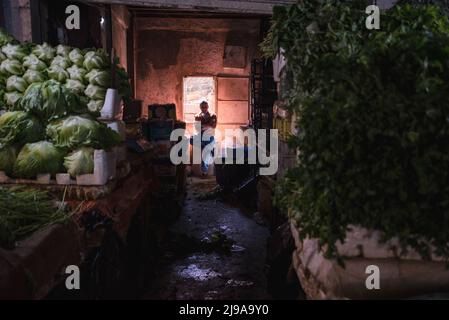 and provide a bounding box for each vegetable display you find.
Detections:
[0,28,130,180]
[0,32,106,246]
[0,30,133,113]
